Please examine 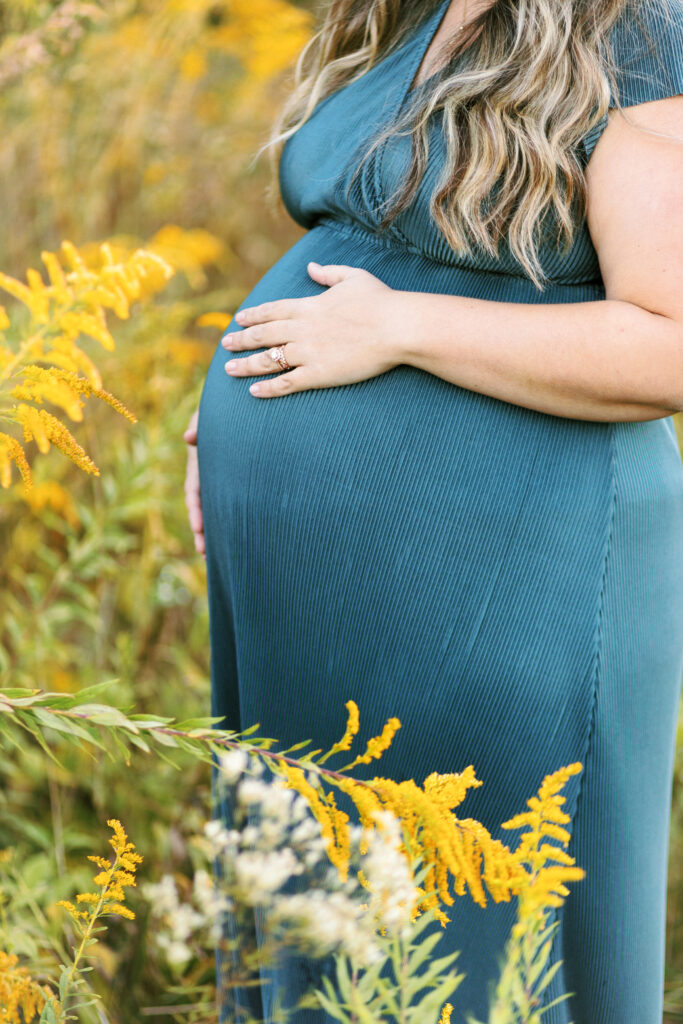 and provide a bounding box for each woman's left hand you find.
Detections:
[221,262,408,397]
